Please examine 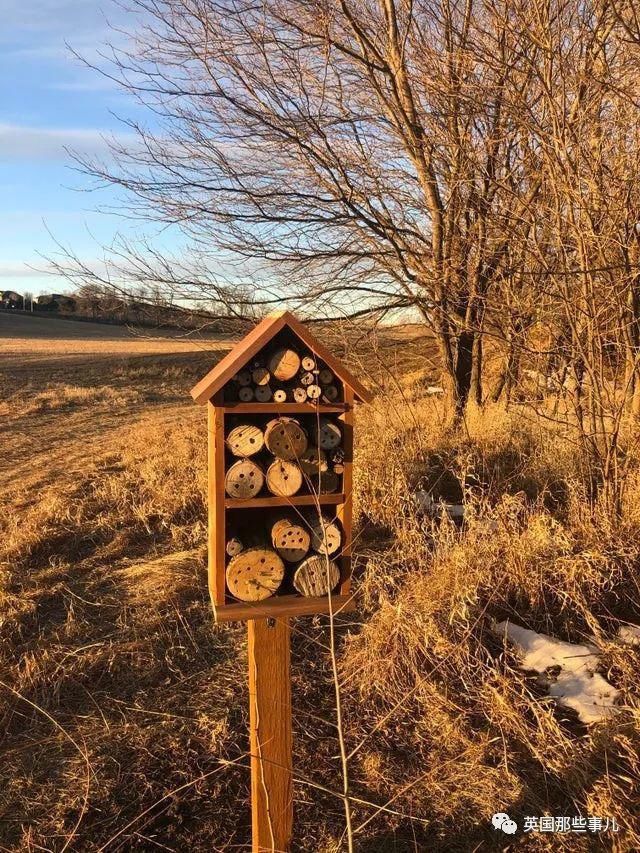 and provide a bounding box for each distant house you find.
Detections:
[36,294,77,313]
[0,290,24,309]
